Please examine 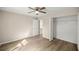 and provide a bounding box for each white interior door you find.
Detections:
[32,19,40,36]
